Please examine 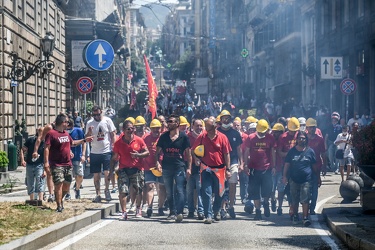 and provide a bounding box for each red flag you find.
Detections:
[143,55,158,119]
